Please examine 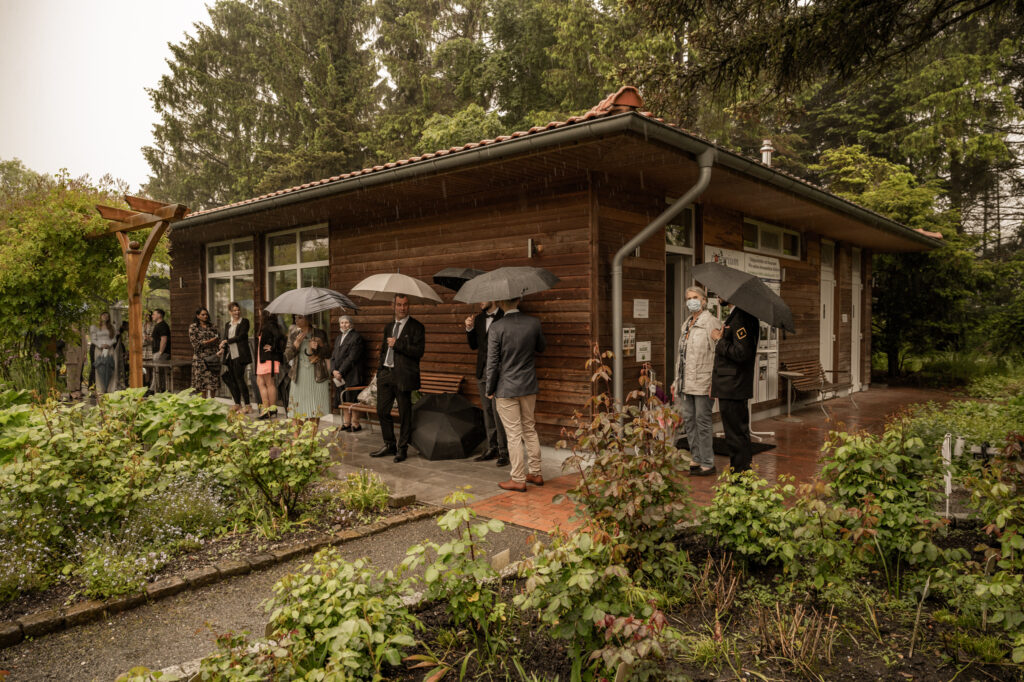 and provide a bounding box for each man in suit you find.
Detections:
[486,297,546,492]
[371,294,425,463]
[710,299,760,473]
[465,301,509,466]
